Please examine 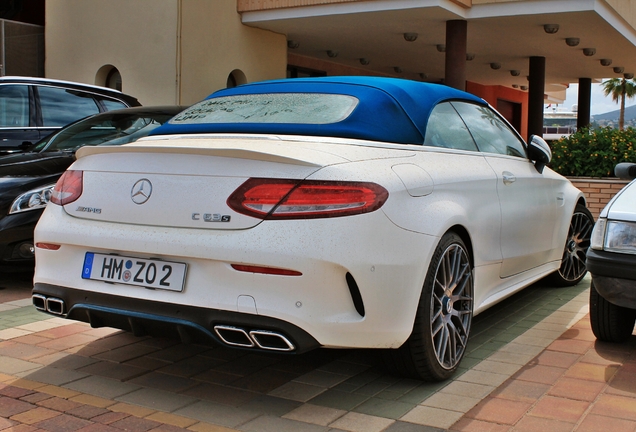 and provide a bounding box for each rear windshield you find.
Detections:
[169,93,359,125]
